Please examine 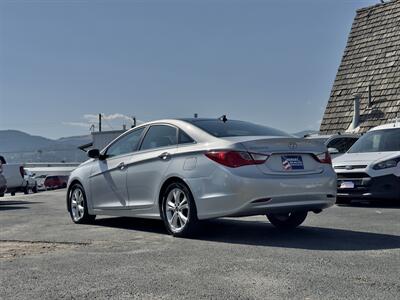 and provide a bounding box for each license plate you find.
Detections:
[281,155,304,170]
[340,181,355,189]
